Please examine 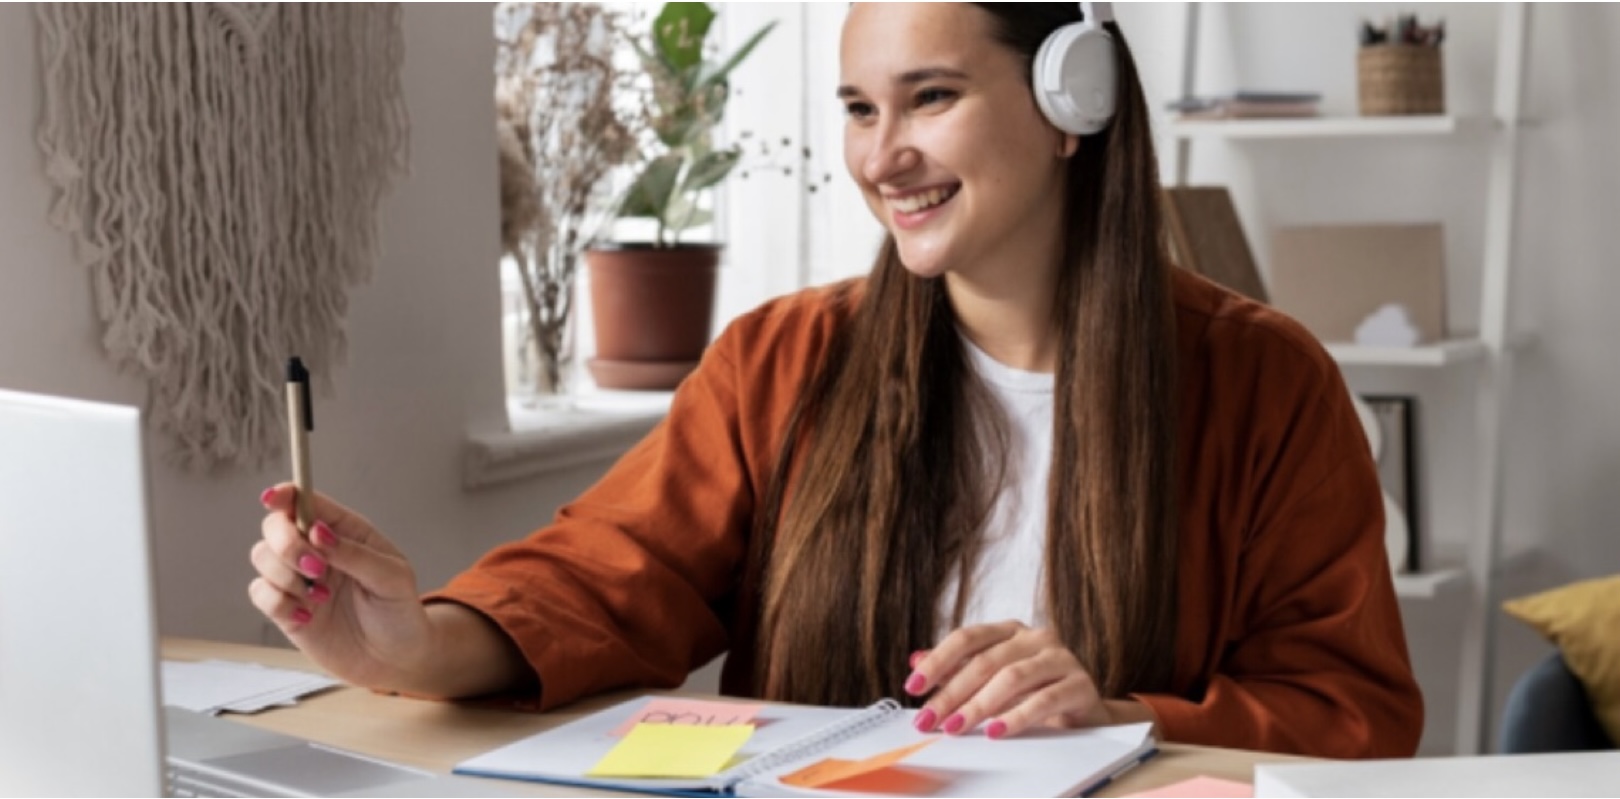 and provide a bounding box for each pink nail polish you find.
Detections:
[987,719,1008,740]
[312,521,337,548]
[290,608,313,624]
[904,672,928,695]
[943,713,966,734]
[909,650,925,669]
[307,583,331,604]
[297,554,326,579]
[259,487,276,506]
[914,708,937,732]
